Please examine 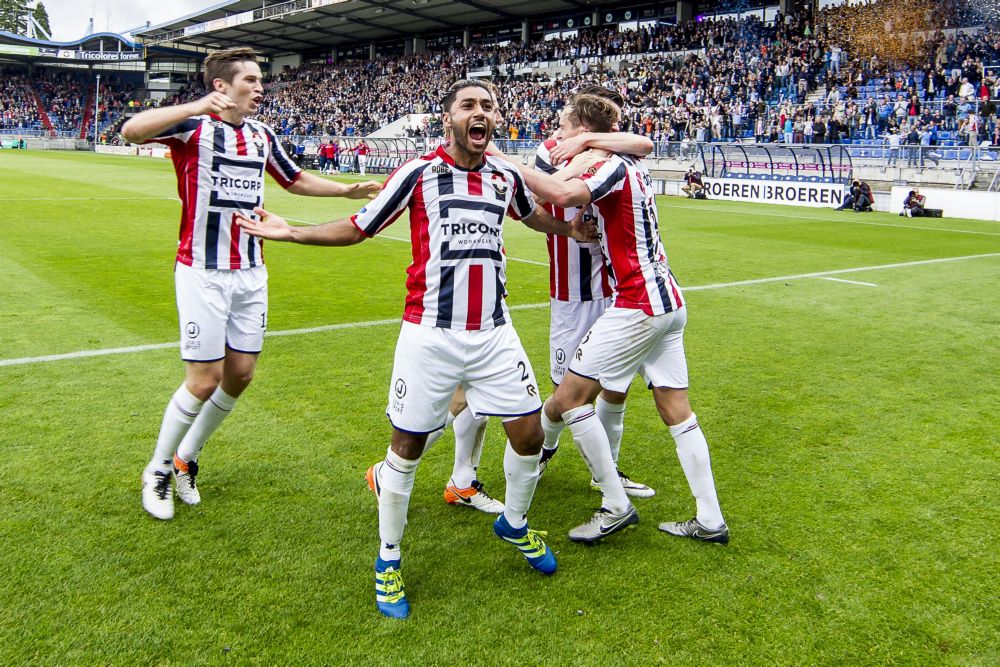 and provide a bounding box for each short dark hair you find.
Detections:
[203,47,259,90]
[441,79,494,112]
